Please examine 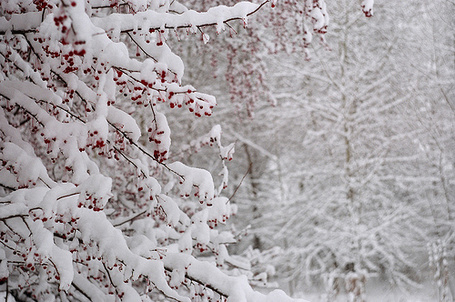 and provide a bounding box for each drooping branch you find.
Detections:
[0,1,269,35]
